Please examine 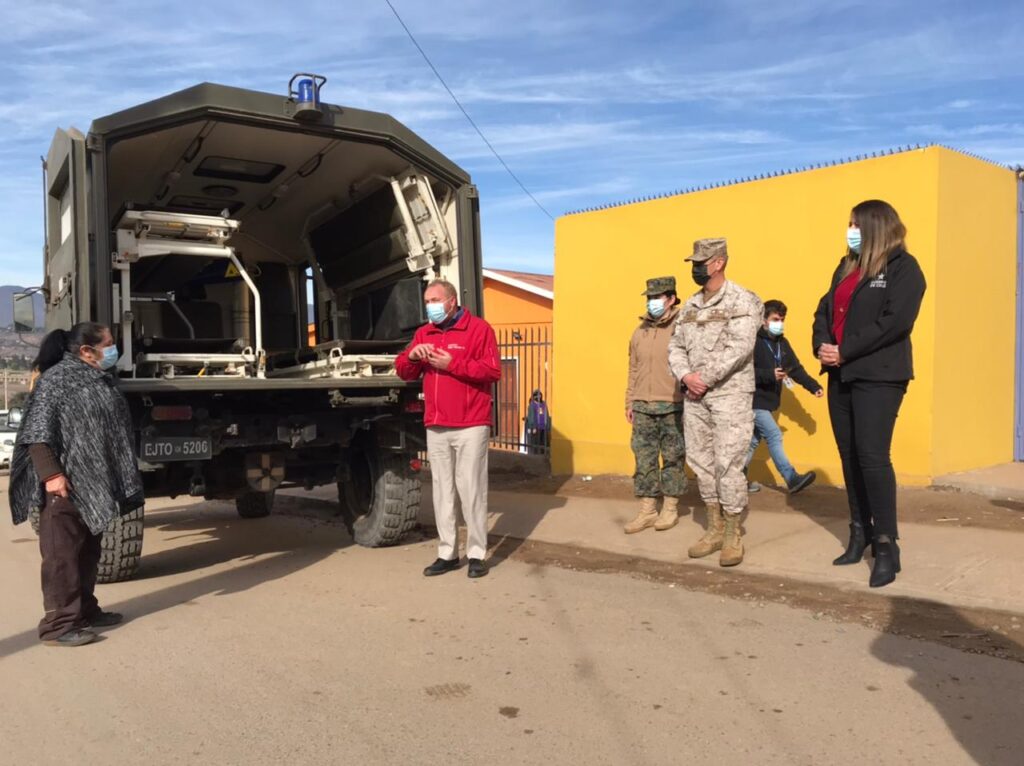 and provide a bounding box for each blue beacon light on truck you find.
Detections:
[288,73,327,121]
